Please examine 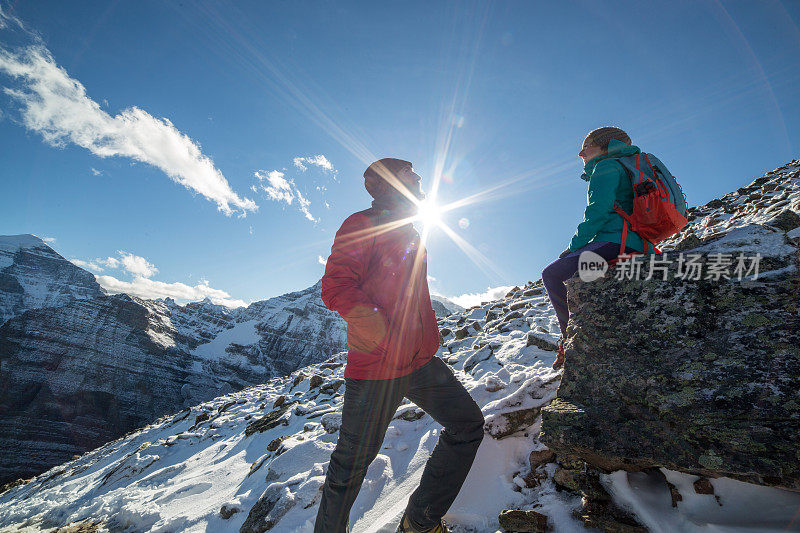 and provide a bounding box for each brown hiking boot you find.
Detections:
[396,512,451,532]
[552,337,565,370]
